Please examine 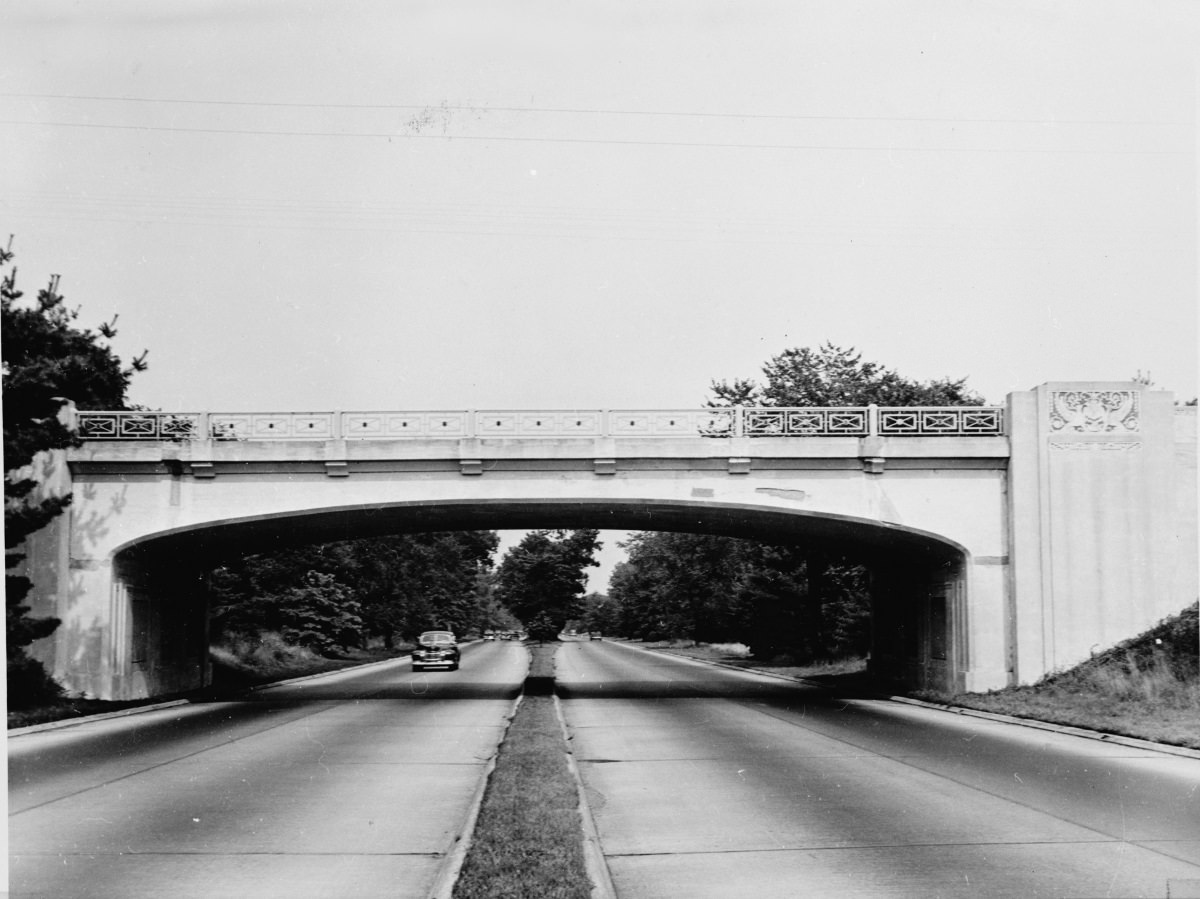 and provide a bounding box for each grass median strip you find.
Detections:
[451,643,593,899]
